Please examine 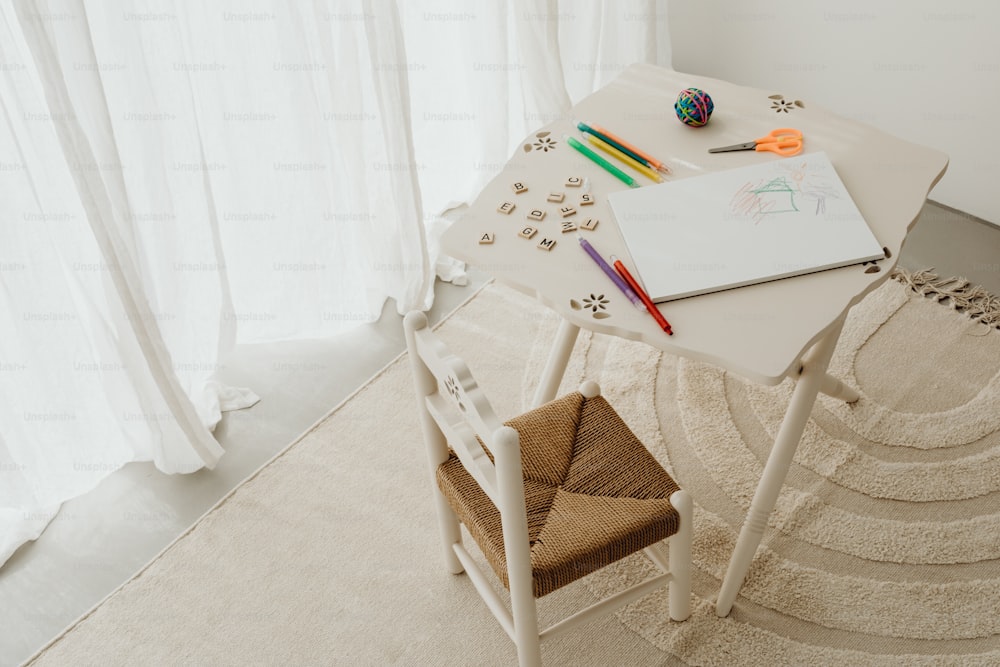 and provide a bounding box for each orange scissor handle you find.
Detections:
[755,128,803,156]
